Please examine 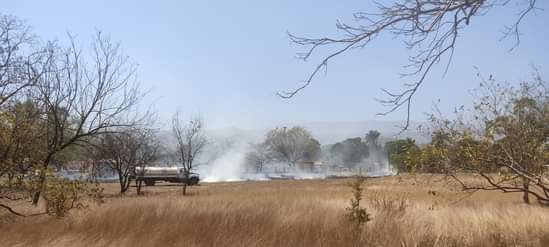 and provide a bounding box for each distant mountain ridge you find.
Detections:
[202,120,429,145]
